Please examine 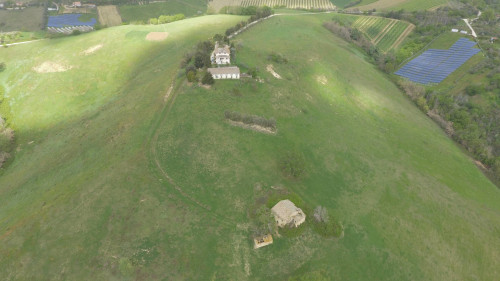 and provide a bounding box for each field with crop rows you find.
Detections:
[355,0,448,11]
[209,0,335,12]
[352,16,413,52]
